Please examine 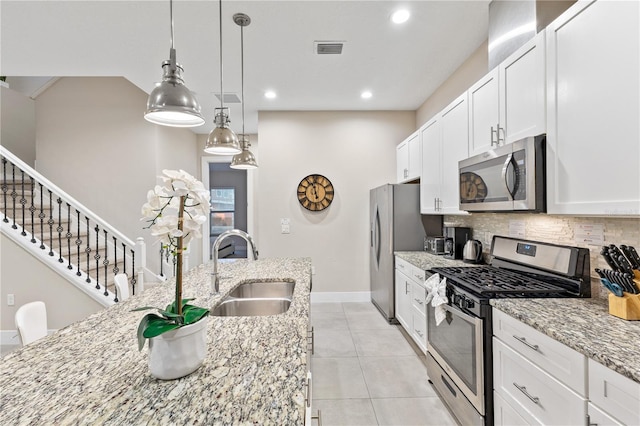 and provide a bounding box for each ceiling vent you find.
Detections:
[314,41,345,55]
[214,93,241,103]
